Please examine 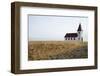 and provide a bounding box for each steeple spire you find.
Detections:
[77,23,82,31]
